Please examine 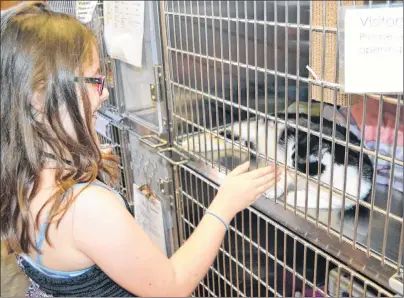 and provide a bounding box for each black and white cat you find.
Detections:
[181,113,374,210]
